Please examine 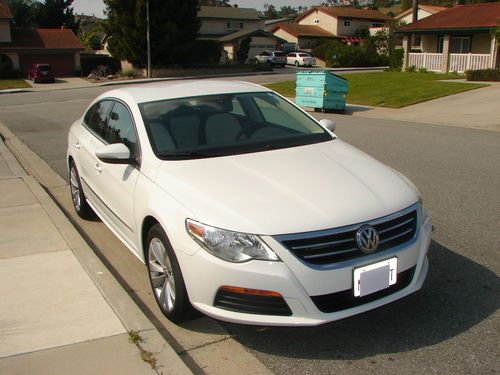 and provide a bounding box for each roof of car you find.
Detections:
[100,80,272,104]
